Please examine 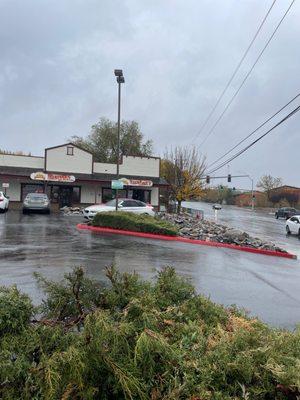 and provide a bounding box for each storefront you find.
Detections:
[0,143,167,210]
[20,183,81,208]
